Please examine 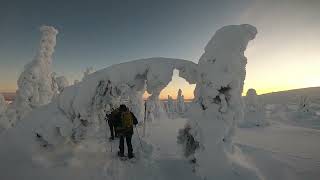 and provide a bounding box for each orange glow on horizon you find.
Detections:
[0,84,16,93]
[2,84,320,99]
